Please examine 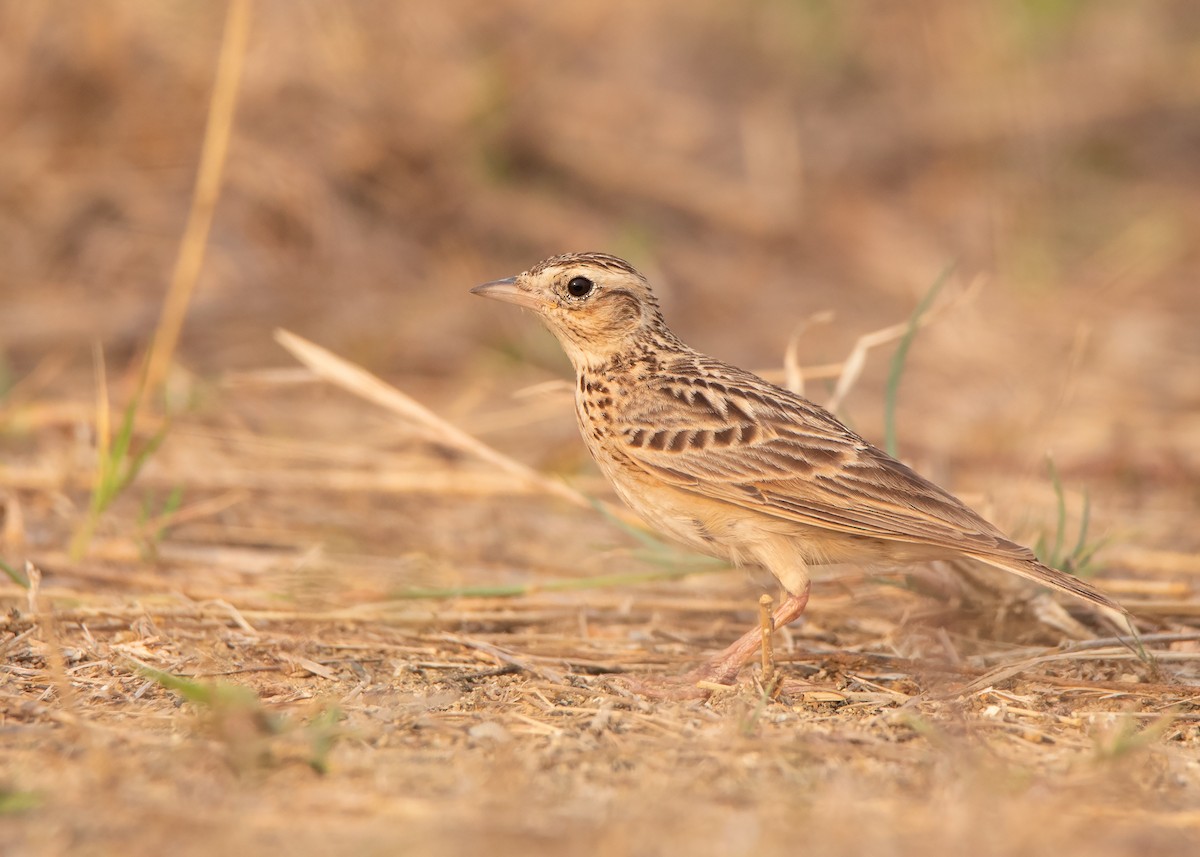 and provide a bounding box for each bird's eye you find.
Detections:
[566,276,594,298]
